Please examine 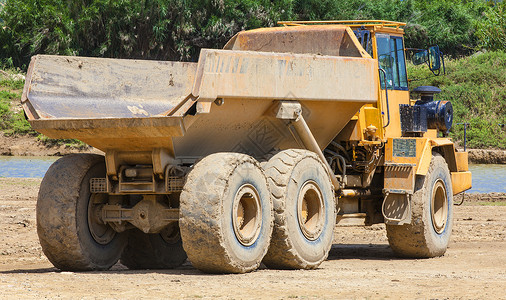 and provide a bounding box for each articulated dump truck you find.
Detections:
[22,20,471,273]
